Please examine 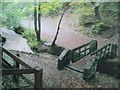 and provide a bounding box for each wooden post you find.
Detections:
[83,58,97,81]
[0,46,2,89]
[118,5,120,58]
[90,40,97,53]
[0,46,2,68]
[34,67,43,89]
[13,54,20,86]
[110,44,117,59]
